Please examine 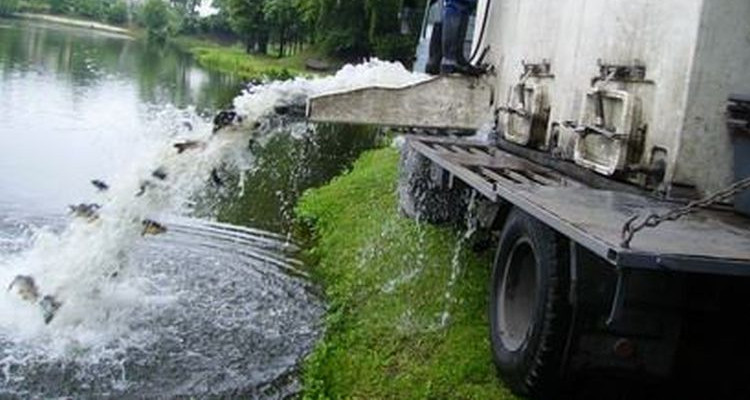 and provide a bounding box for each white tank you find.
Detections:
[477,0,750,197]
